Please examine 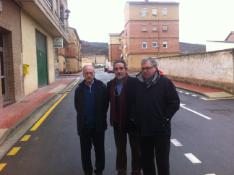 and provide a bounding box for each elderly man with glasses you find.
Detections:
[135,57,180,175]
[107,60,141,175]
